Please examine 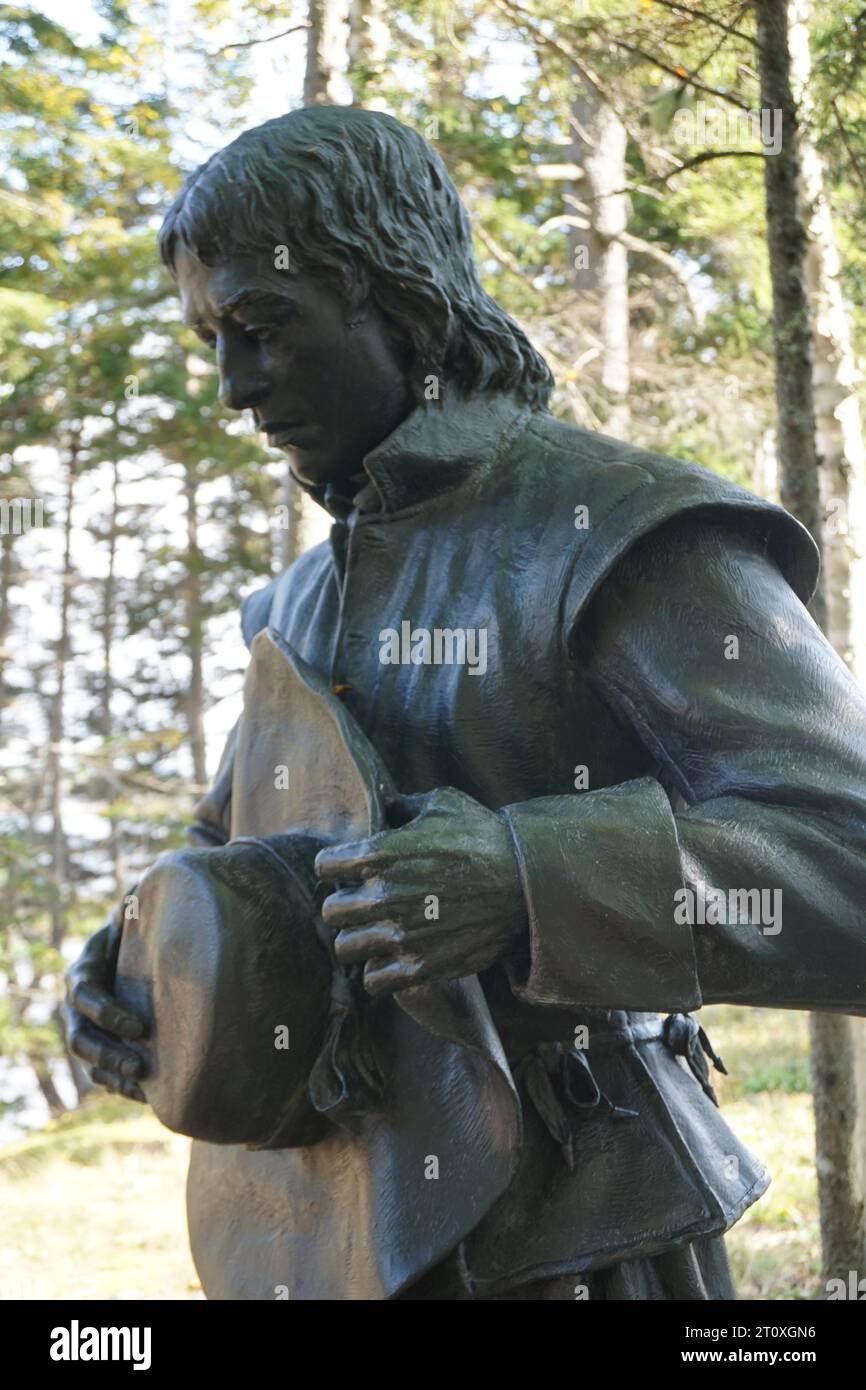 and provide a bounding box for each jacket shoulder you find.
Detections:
[239,540,331,650]
[507,412,819,614]
[516,411,769,497]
